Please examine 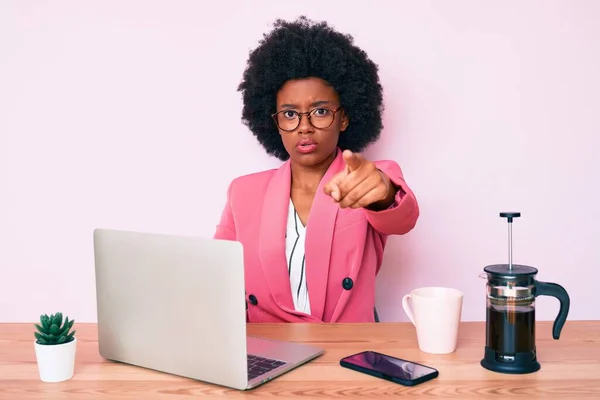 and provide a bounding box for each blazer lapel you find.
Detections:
[258,160,296,311]
[304,149,344,321]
